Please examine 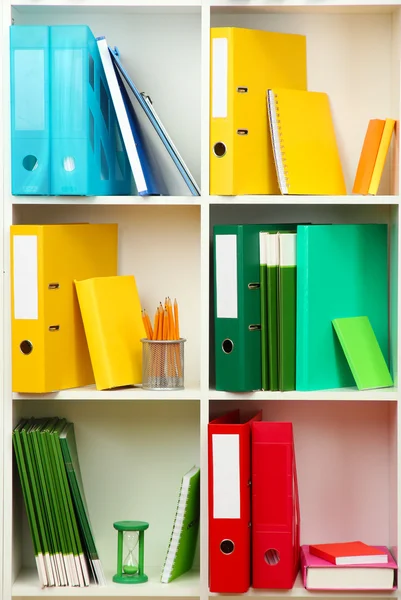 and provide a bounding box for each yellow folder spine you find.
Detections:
[210,28,235,195]
[11,226,46,393]
[368,119,396,195]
